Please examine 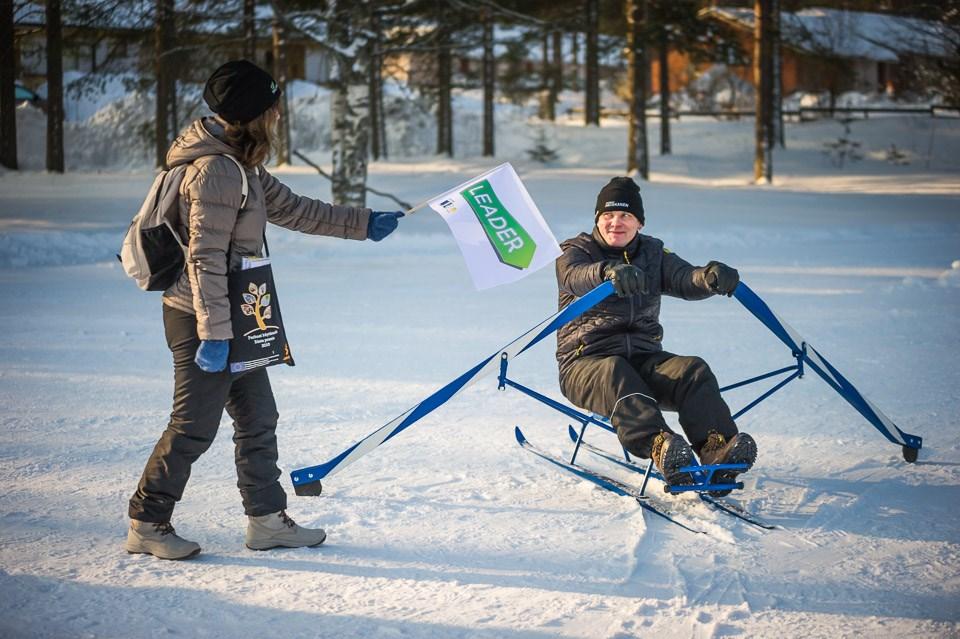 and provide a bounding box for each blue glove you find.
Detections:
[194,339,230,373]
[367,210,404,242]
